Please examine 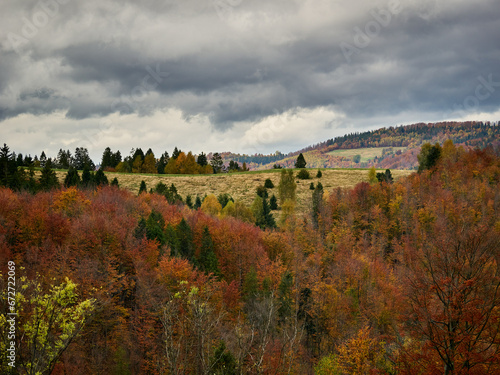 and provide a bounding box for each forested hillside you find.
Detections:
[249,121,500,170]
[1,141,499,374]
